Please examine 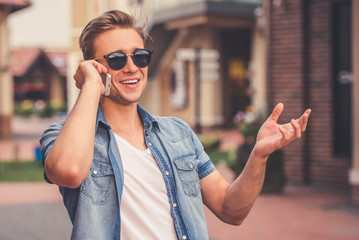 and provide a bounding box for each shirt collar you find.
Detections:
[95,104,160,132]
[137,104,160,132]
[95,106,110,131]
